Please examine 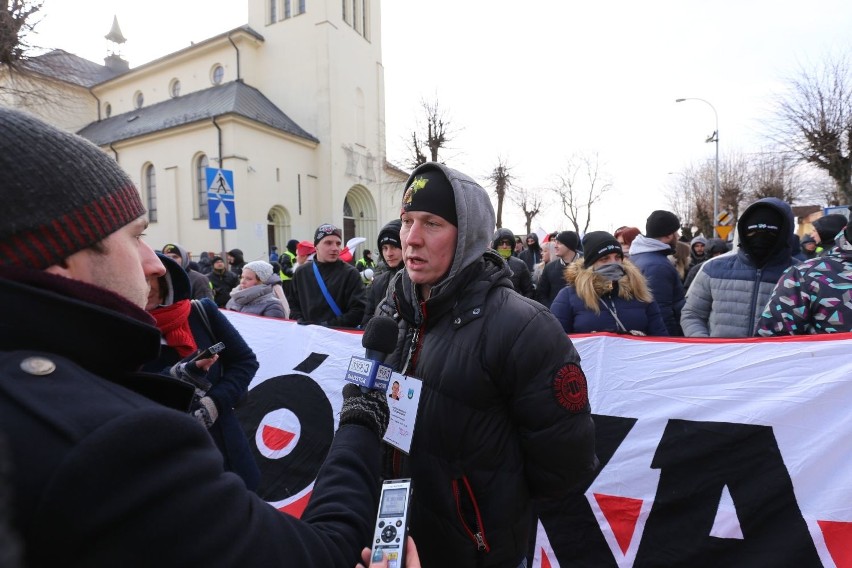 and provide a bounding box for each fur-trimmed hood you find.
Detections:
[564,258,653,312]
